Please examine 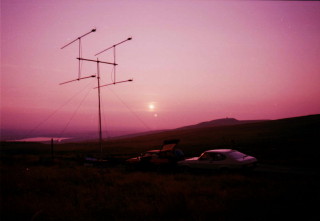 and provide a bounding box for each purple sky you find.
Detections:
[1,0,320,135]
